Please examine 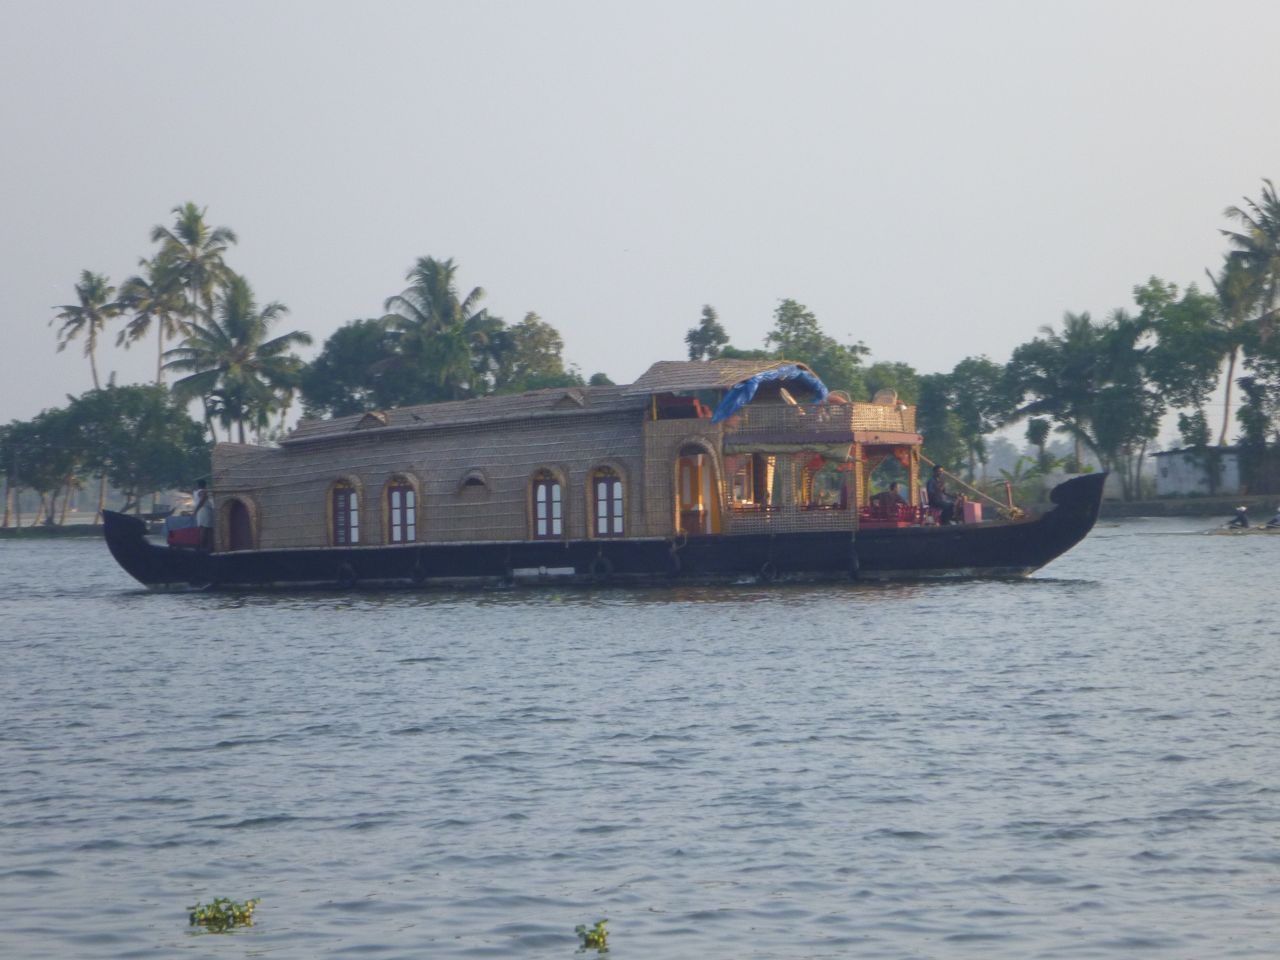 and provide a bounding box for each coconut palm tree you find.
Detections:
[1204,255,1258,445]
[116,253,188,385]
[383,256,496,400]
[50,270,119,390]
[164,274,312,443]
[1221,178,1280,341]
[150,202,237,322]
